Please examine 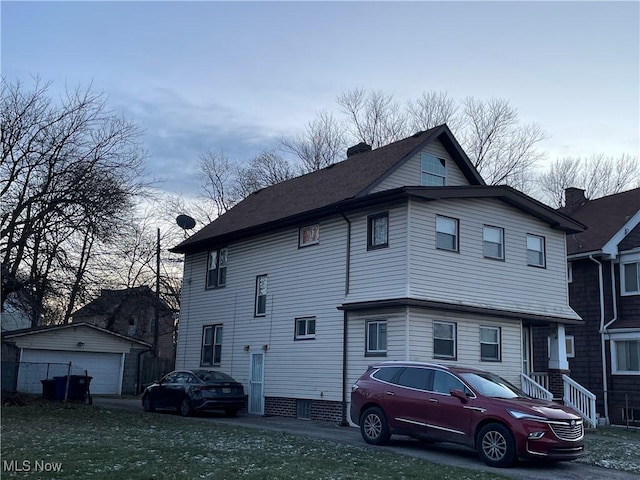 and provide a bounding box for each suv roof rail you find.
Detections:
[369,360,449,370]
